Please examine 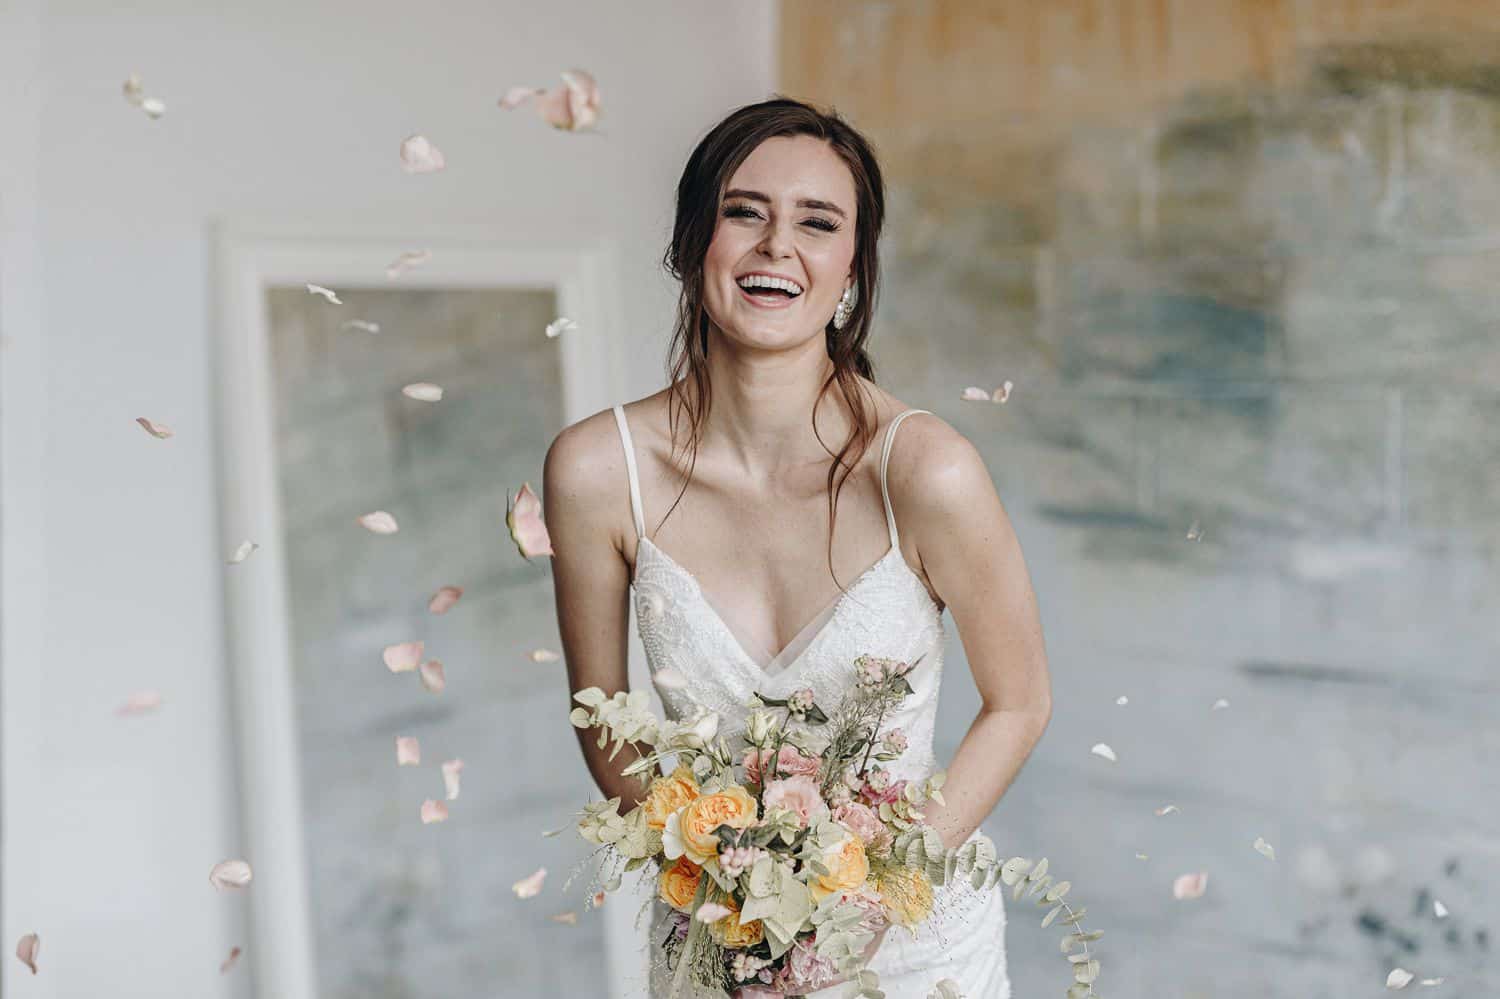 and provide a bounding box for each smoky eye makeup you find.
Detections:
[720,202,842,232]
